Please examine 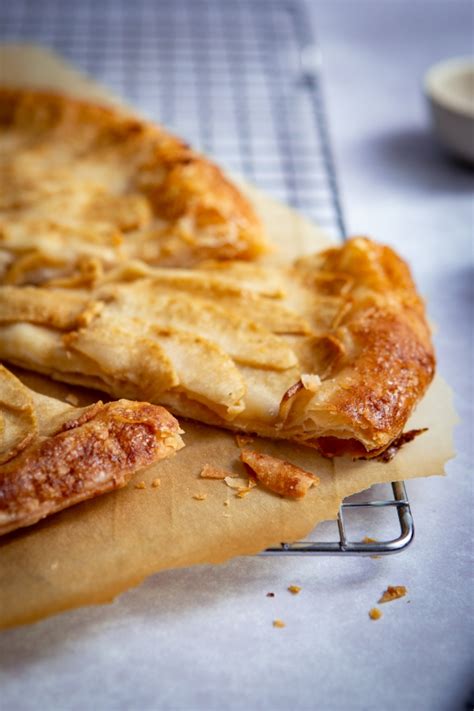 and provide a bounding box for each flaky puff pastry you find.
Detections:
[0,366,184,536]
[0,238,435,458]
[0,87,267,286]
